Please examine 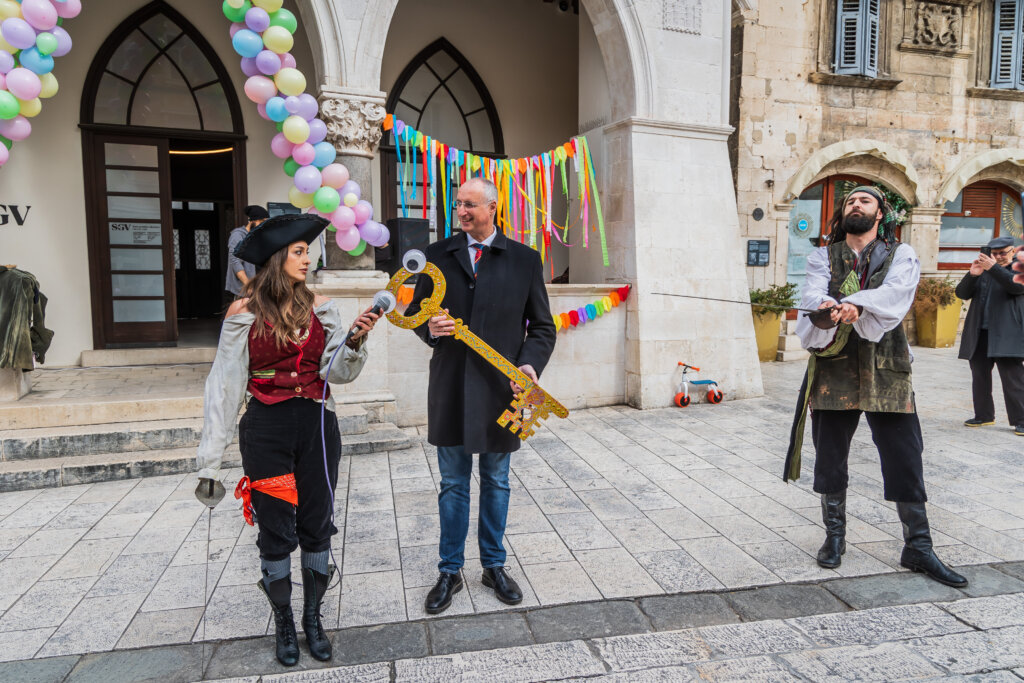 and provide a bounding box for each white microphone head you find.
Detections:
[402,249,426,274]
[372,290,397,314]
